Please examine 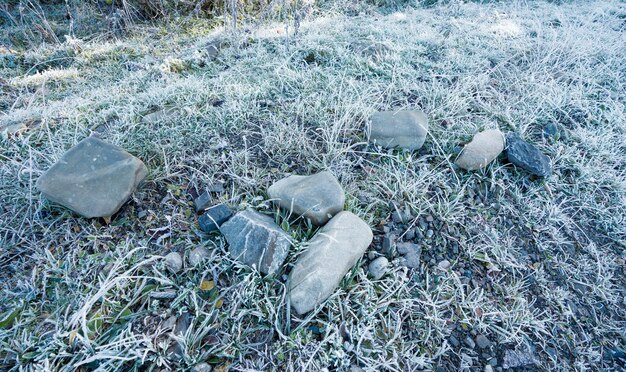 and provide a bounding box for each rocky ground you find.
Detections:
[1,0,625,371]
